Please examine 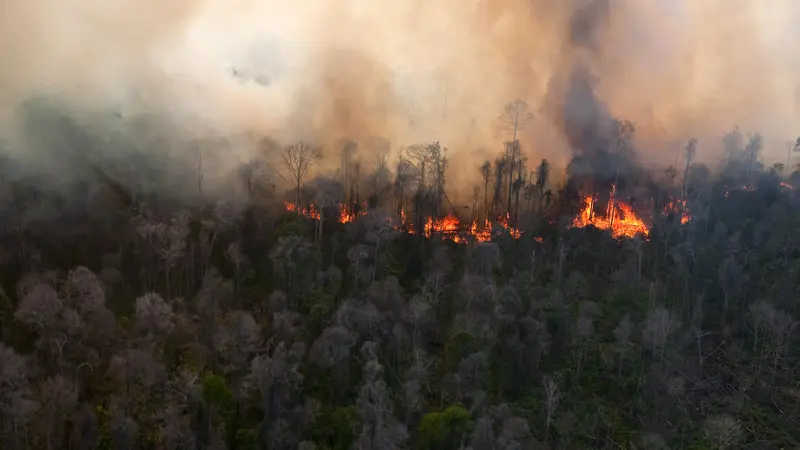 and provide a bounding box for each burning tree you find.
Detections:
[403,142,449,229]
[571,184,649,238]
